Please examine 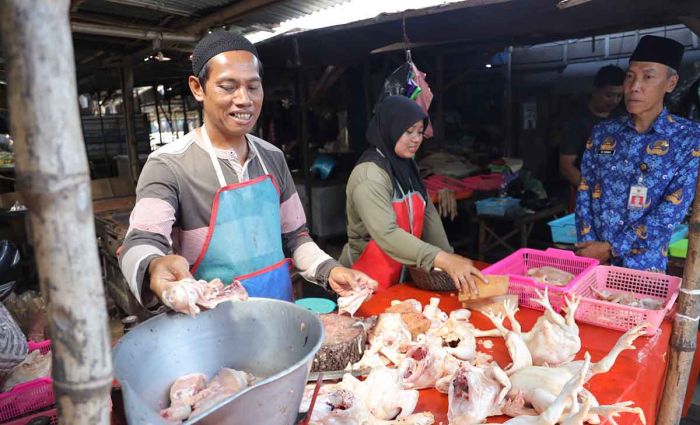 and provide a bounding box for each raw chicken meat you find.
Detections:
[309,388,435,425]
[561,398,646,425]
[497,352,591,425]
[161,278,248,316]
[591,287,663,310]
[499,290,581,366]
[386,299,423,314]
[498,353,645,425]
[191,368,254,418]
[500,322,649,422]
[447,361,511,424]
[160,373,207,422]
[399,335,460,392]
[422,298,449,328]
[366,313,413,366]
[527,267,574,287]
[2,349,51,391]
[338,281,375,316]
[341,365,420,420]
[160,368,256,423]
